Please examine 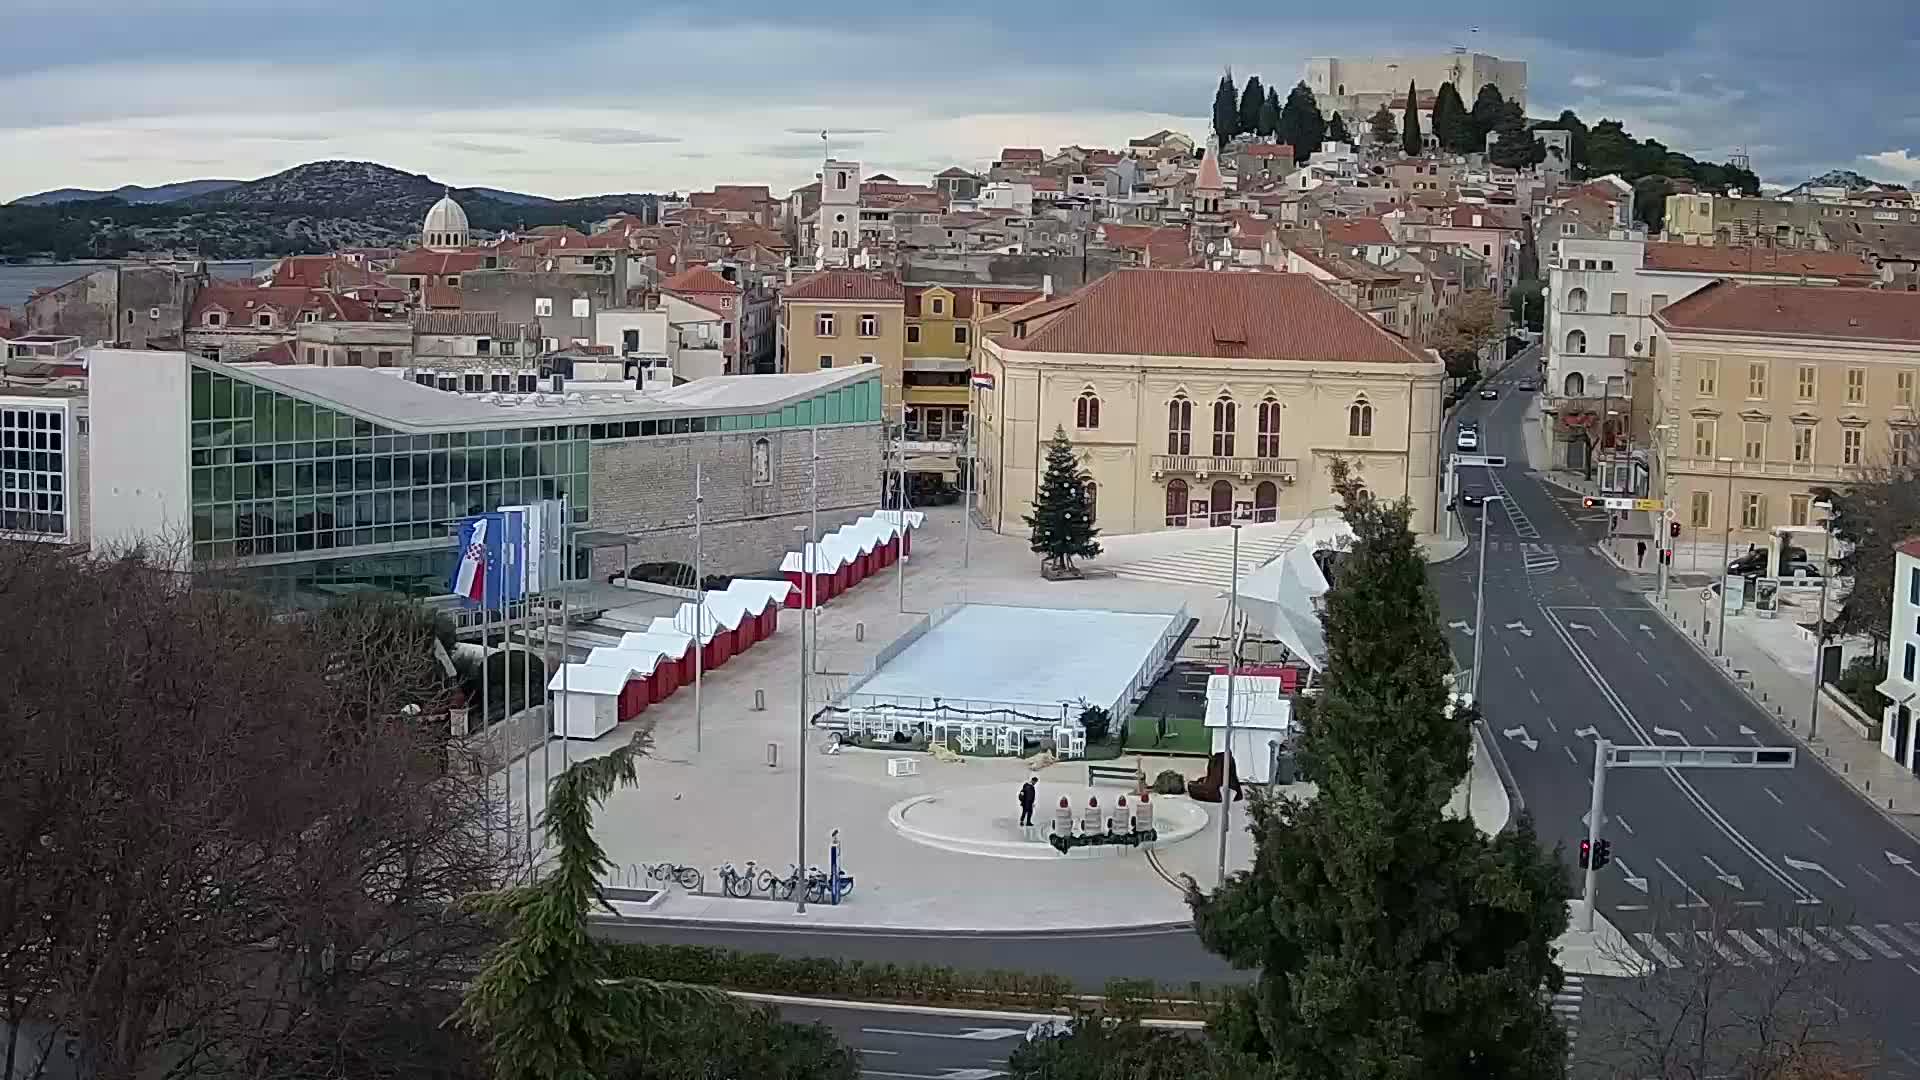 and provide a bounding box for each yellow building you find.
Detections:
[975,269,1446,537]
[1652,281,1920,550]
[778,271,906,405]
[901,285,1046,464]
